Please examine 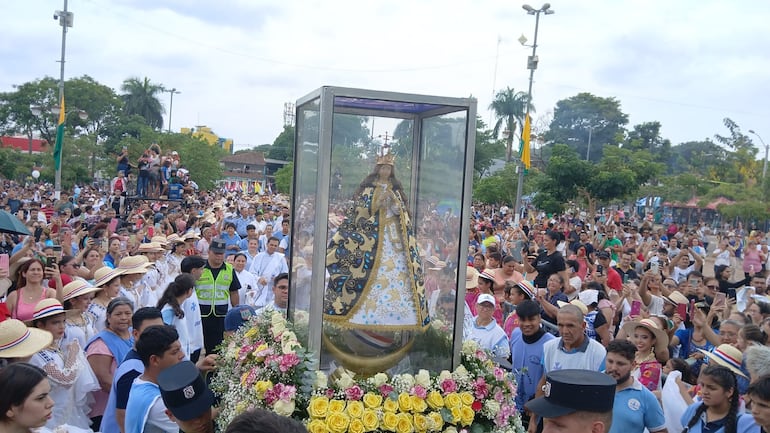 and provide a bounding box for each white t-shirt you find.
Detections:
[131,378,178,433]
[182,290,204,354]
